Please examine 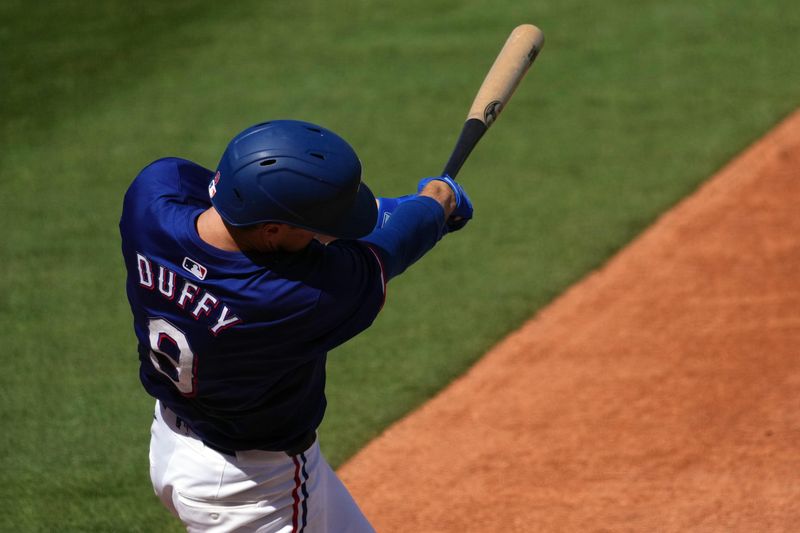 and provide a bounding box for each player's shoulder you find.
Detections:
[122,157,211,228]
[140,156,185,171]
[127,157,212,202]
[137,157,211,181]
